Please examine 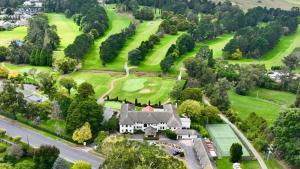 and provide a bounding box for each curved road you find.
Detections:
[0,116,104,169]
